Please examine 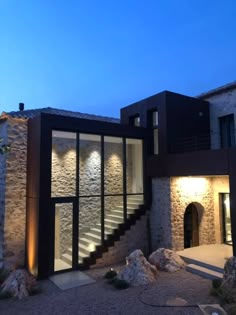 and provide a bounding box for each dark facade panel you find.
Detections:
[165,92,210,153]
[147,149,230,177]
